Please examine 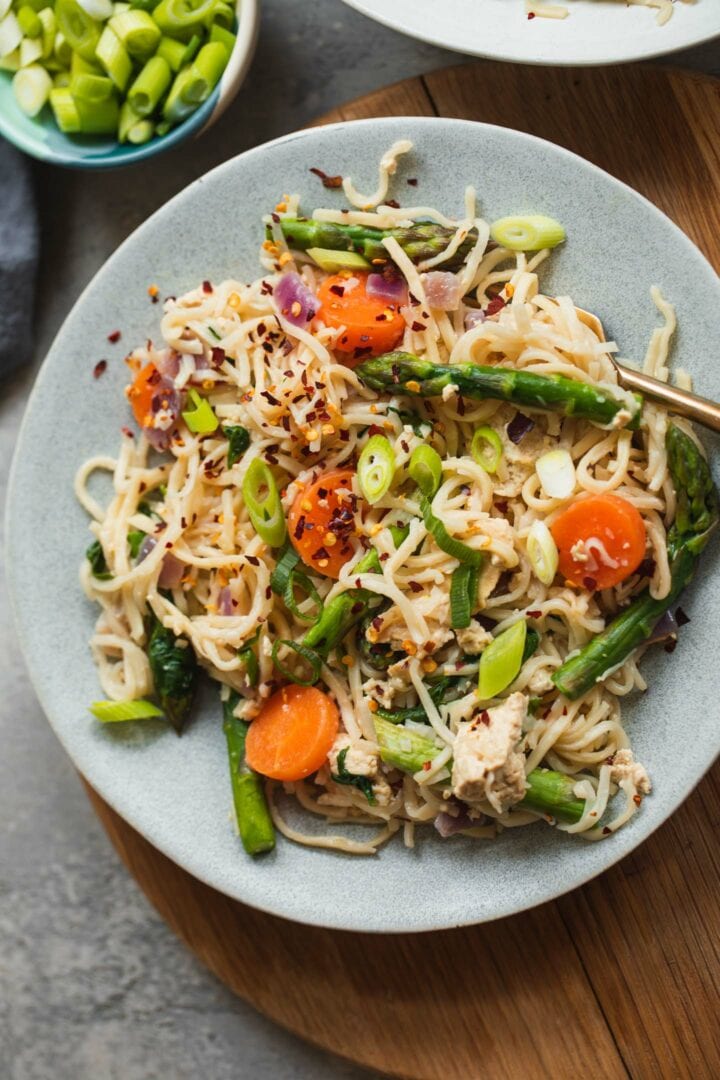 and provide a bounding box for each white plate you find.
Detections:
[7,117,720,931]
[340,0,720,66]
